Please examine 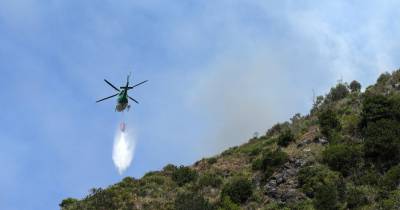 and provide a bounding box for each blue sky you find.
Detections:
[1,1,399,209]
